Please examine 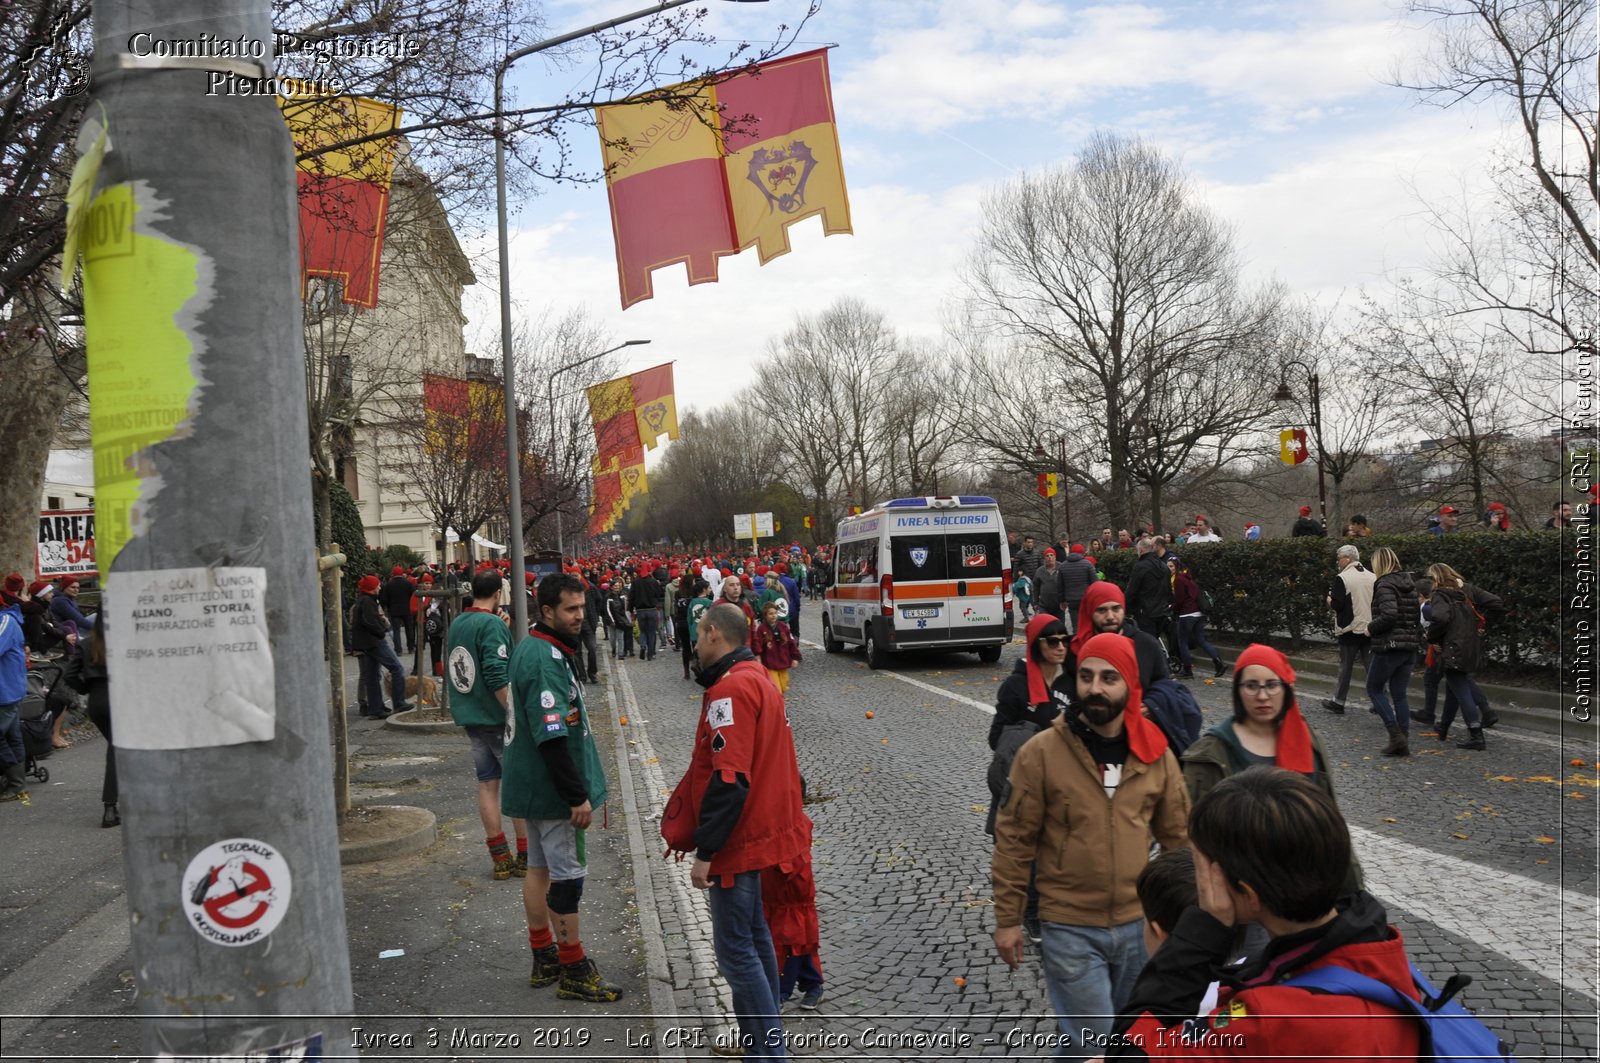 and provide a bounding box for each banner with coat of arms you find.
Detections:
[594,48,852,309]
